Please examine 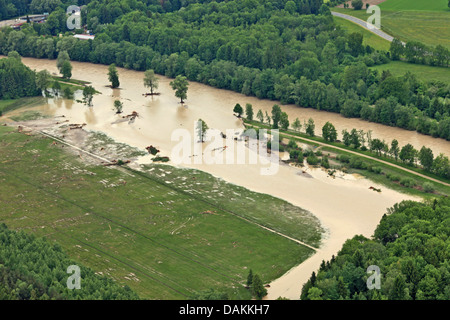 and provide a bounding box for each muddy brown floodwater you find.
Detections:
[5,57,449,299]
